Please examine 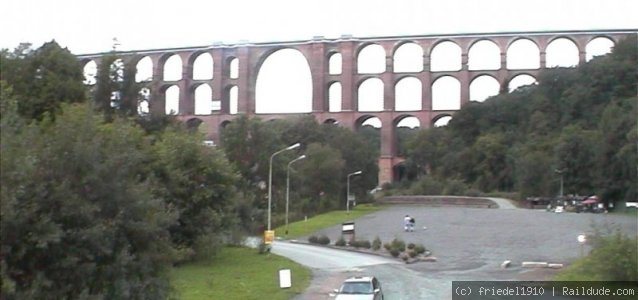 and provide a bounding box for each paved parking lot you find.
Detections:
[310,204,637,279]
